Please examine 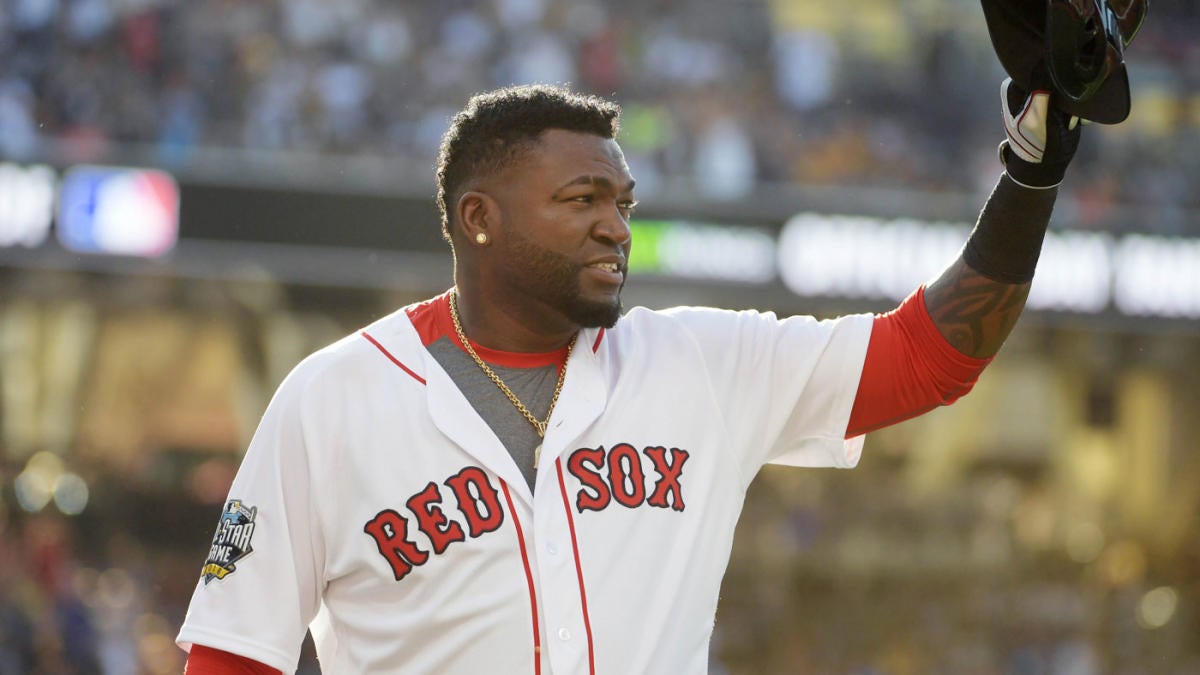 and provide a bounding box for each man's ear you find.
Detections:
[457,191,500,246]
